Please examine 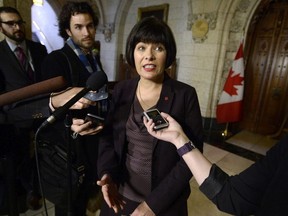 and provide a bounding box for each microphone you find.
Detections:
[38,71,108,130]
[0,76,67,107]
